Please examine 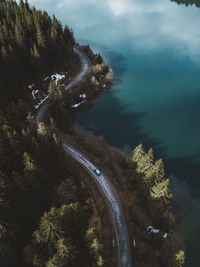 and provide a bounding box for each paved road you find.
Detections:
[36,47,132,267]
[36,47,90,124]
